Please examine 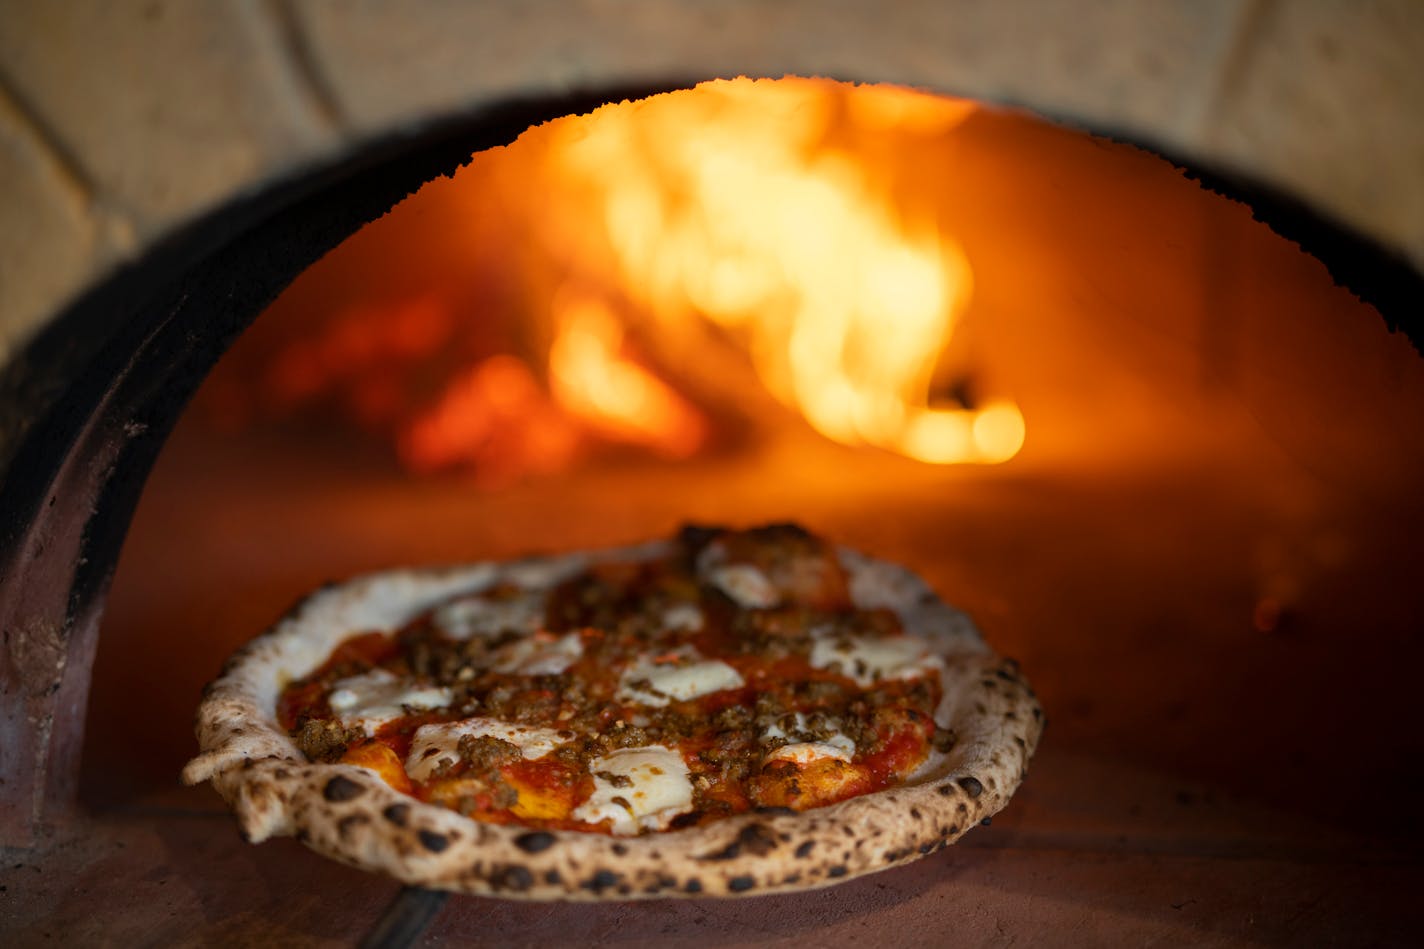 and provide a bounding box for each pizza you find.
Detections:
[183,524,1042,899]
